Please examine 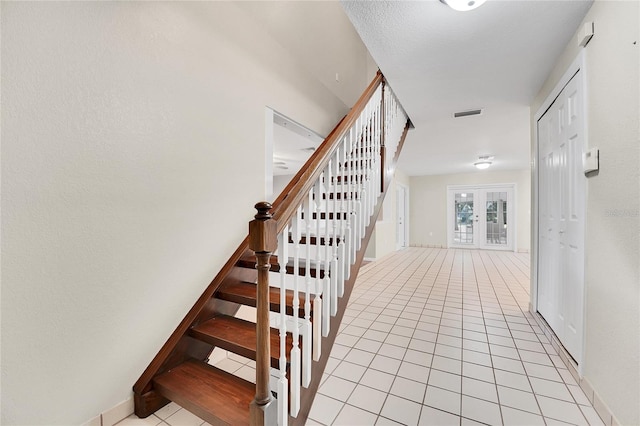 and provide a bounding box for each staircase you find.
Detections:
[133,72,411,425]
